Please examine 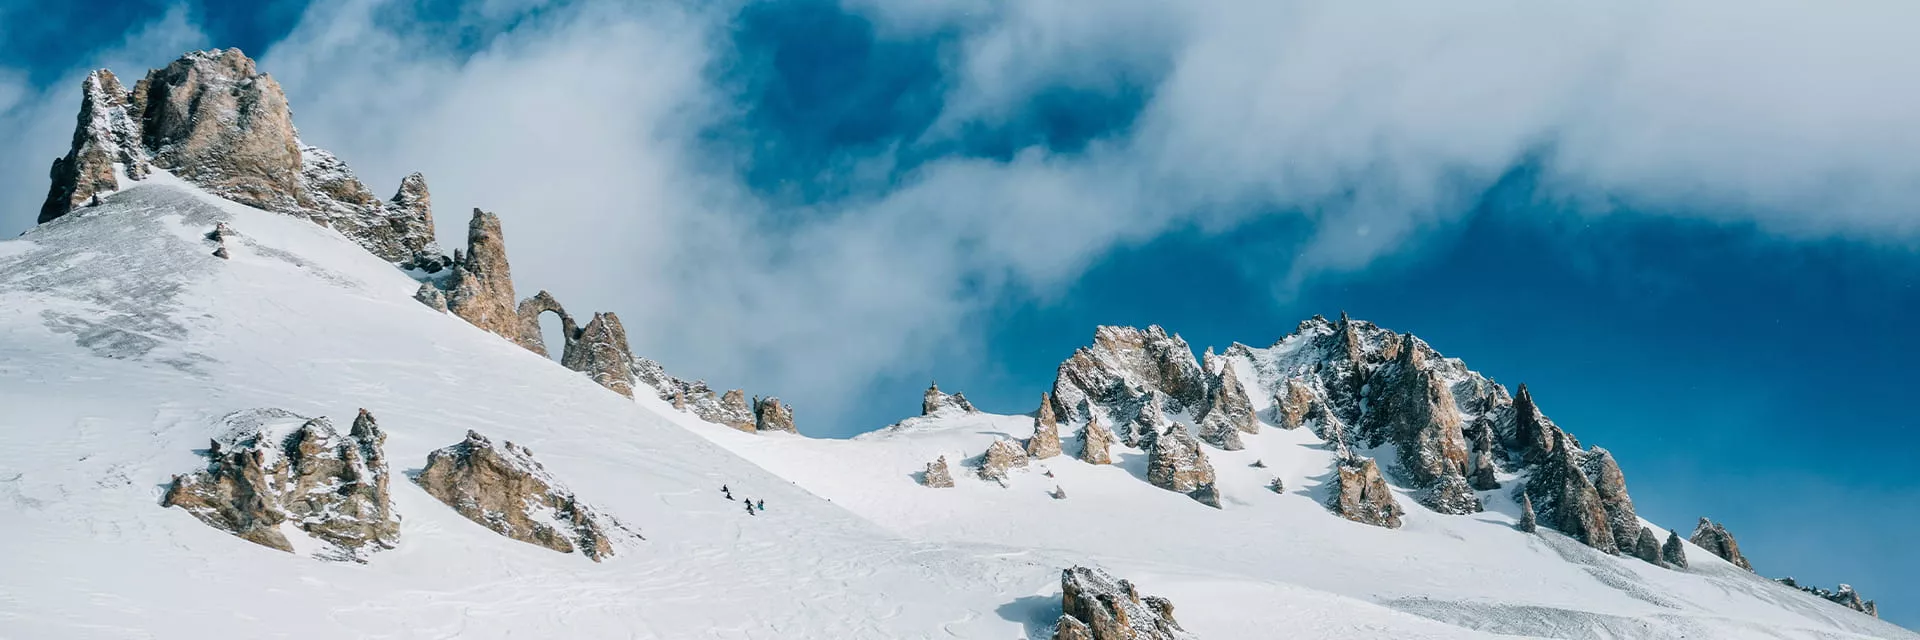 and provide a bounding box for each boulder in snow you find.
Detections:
[414,430,628,561]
